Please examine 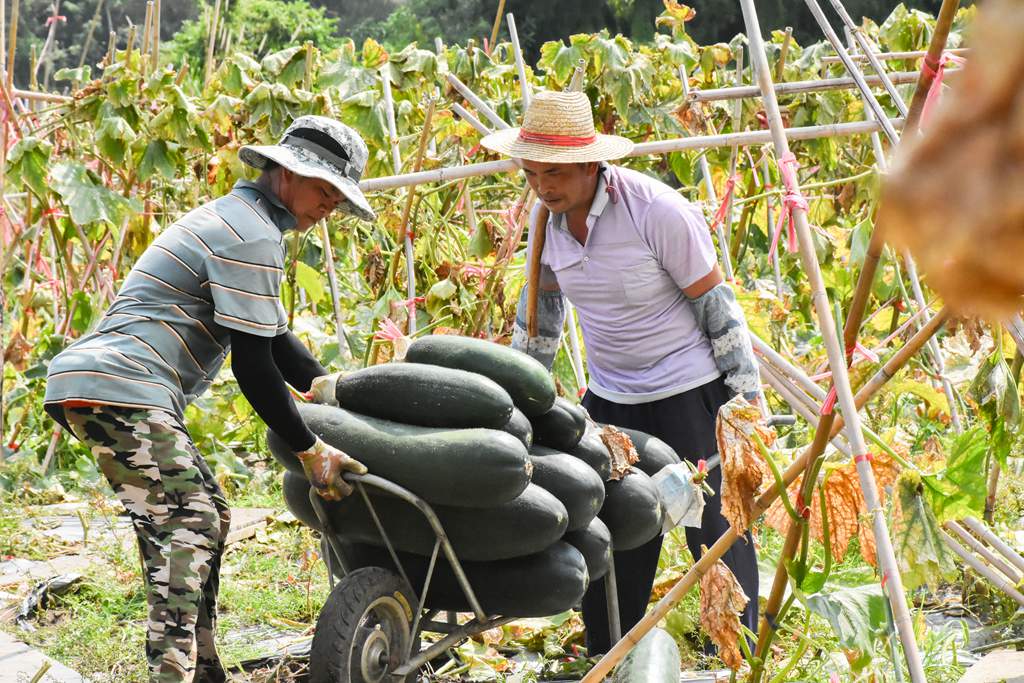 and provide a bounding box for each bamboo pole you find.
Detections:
[804,0,899,145]
[822,47,969,65]
[679,65,734,280]
[487,0,506,55]
[690,69,934,103]
[775,27,793,81]
[320,223,351,361]
[830,1,907,117]
[394,97,435,334]
[722,46,744,269]
[761,156,783,293]
[565,302,586,390]
[506,13,530,110]
[451,102,491,136]
[945,520,1021,584]
[758,362,852,457]
[1,0,6,78]
[77,0,106,70]
[745,2,925,679]
[446,73,510,130]
[938,528,1024,608]
[360,118,903,192]
[905,0,961,127]
[842,26,963,431]
[962,517,1024,575]
[381,66,402,175]
[203,0,222,87]
[152,0,160,68]
[141,1,153,69]
[7,0,19,91]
